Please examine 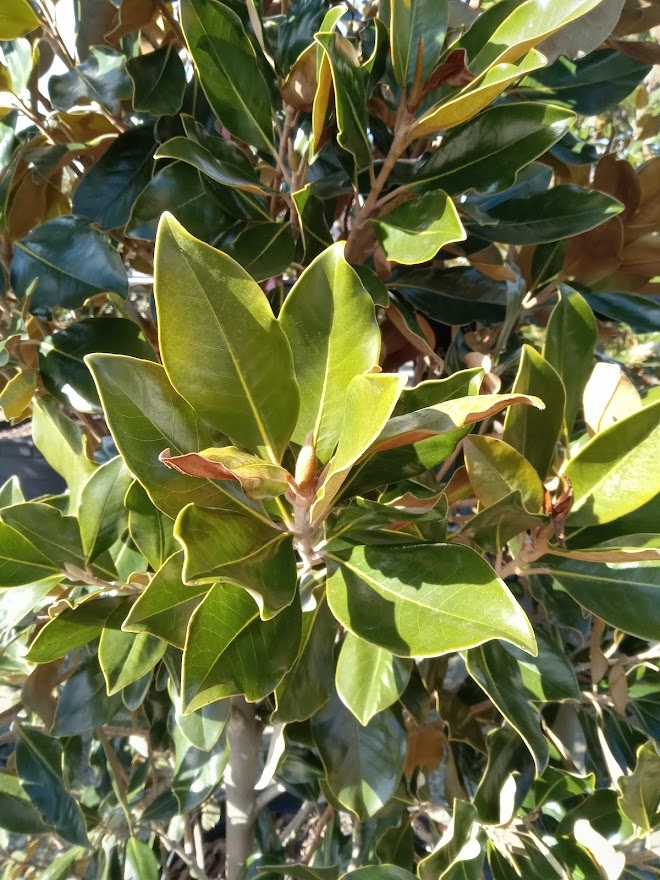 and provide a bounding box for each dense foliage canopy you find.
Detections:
[0,1,659,879]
